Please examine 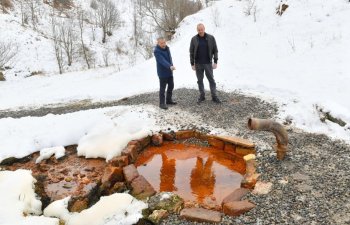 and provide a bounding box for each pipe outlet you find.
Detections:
[248,118,288,160]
